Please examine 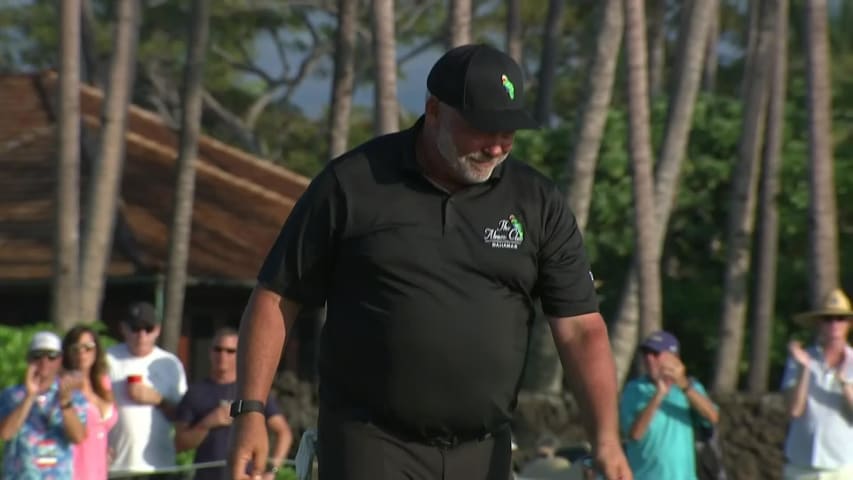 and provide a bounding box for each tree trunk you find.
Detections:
[624,0,661,342]
[804,0,839,306]
[161,0,210,354]
[647,0,666,99]
[533,0,565,126]
[328,0,358,159]
[702,0,720,92]
[80,0,101,88]
[567,0,623,233]
[372,0,399,135]
[712,0,775,394]
[54,0,82,332]
[505,0,523,65]
[79,0,140,324]
[610,0,715,383]
[447,0,472,48]
[748,0,788,395]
